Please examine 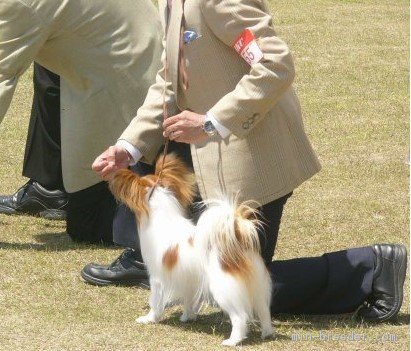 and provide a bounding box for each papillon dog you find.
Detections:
[109,153,273,346]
